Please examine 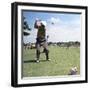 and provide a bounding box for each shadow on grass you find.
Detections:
[23,60,36,63]
[23,59,49,63]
